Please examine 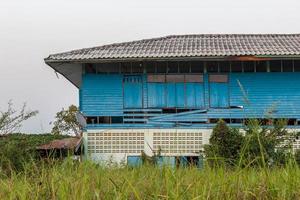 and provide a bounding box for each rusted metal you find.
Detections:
[225,56,271,61]
[209,74,228,83]
[36,137,82,150]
